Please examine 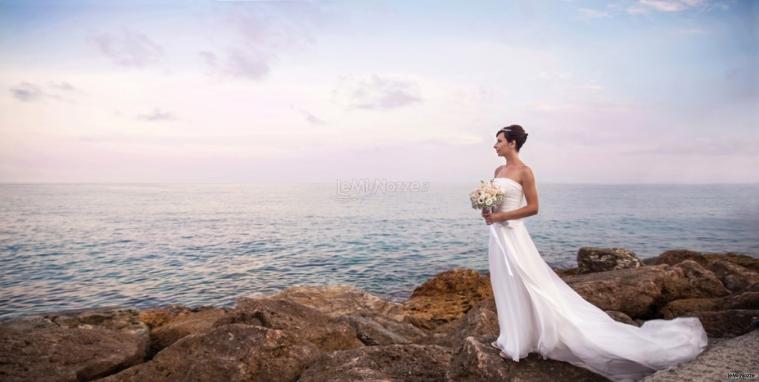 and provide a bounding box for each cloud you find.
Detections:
[333,75,422,110]
[627,0,707,14]
[91,28,163,67]
[9,82,44,102]
[9,81,80,103]
[200,2,328,80]
[48,81,76,92]
[578,8,610,19]
[137,108,176,122]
